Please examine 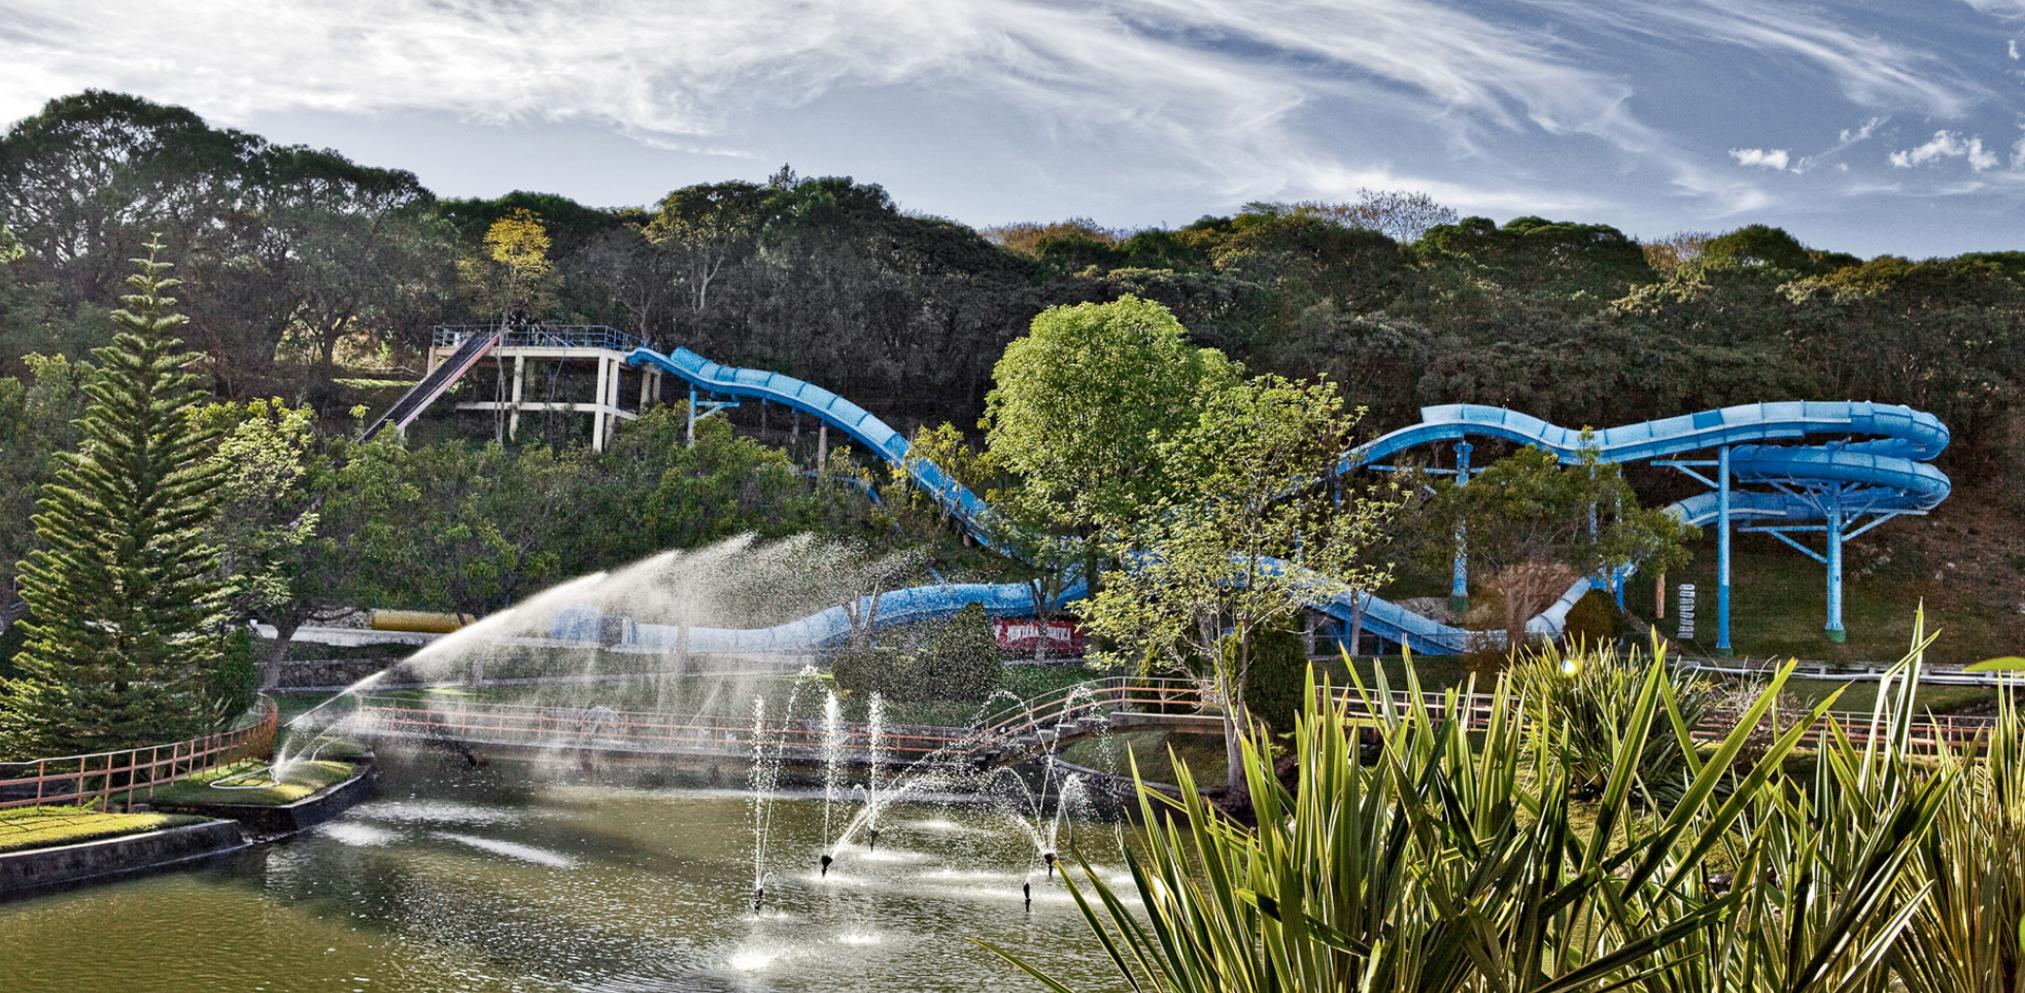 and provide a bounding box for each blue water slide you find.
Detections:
[628,347,998,548]
[1308,401,1951,652]
[570,346,1949,656]
[553,580,1085,654]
